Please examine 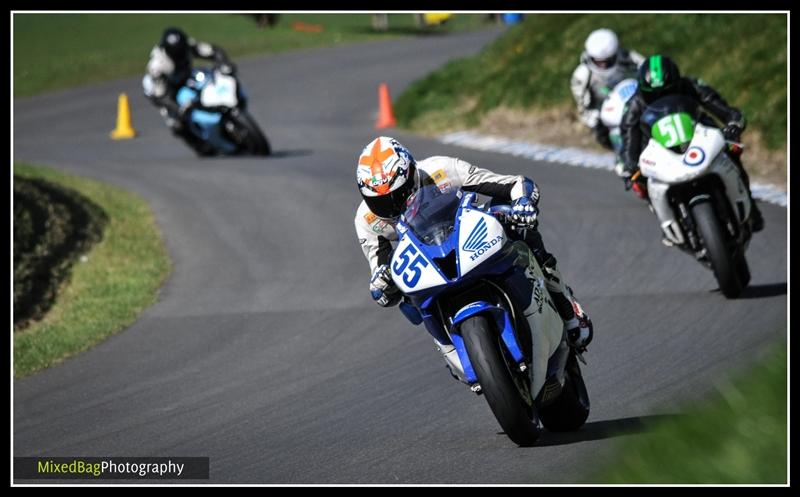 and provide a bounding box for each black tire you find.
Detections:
[691,200,745,298]
[736,252,751,289]
[460,315,541,446]
[227,111,271,156]
[538,353,590,432]
[175,127,218,157]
